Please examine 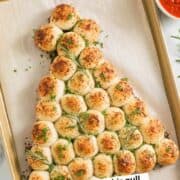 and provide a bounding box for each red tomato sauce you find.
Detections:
[160,0,180,18]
